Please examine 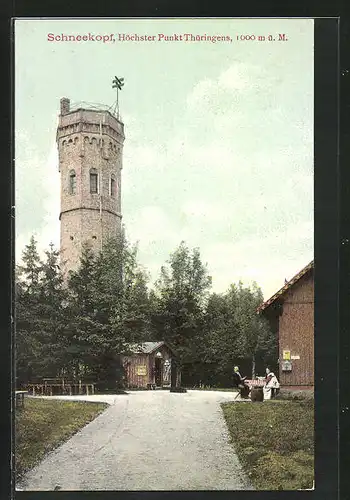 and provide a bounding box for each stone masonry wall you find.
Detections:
[57,102,124,277]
